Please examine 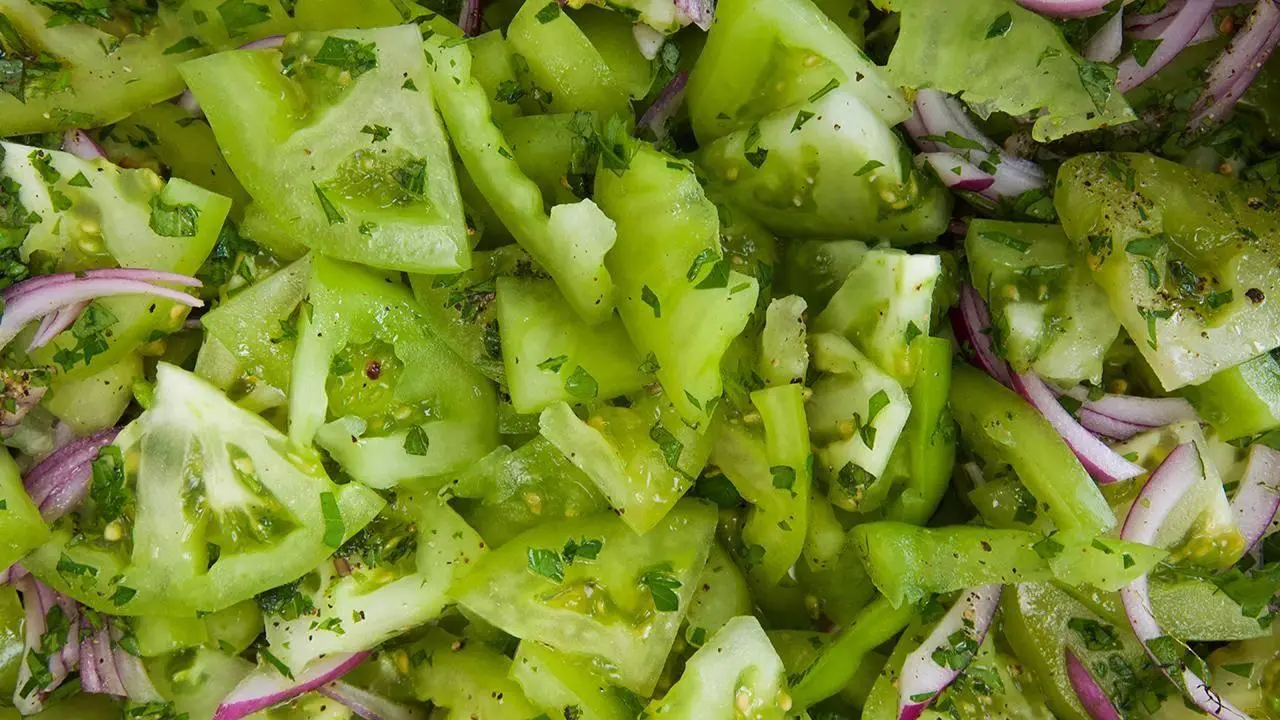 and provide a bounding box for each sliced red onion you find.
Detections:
[213,652,370,720]
[1189,0,1280,130]
[1009,371,1146,484]
[1085,9,1125,62]
[319,681,425,720]
[0,370,48,438]
[1065,648,1123,720]
[457,0,483,37]
[633,23,666,60]
[0,277,202,351]
[1078,408,1148,440]
[673,0,714,31]
[951,285,1013,388]
[24,428,120,522]
[1230,443,1280,555]
[111,625,162,702]
[1131,12,1221,46]
[175,90,203,116]
[638,70,689,142]
[240,35,285,50]
[1119,443,1252,720]
[80,616,126,696]
[12,576,79,714]
[921,152,996,192]
[1014,0,1110,17]
[29,300,88,352]
[333,556,353,577]
[80,268,204,287]
[61,130,106,161]
[1061,387,1199,429]
[1126,0,1183,30]
[906,91,1046,203]
[897,585,1002,720]
[1116,0,1216,92]
[0,563,28,585]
